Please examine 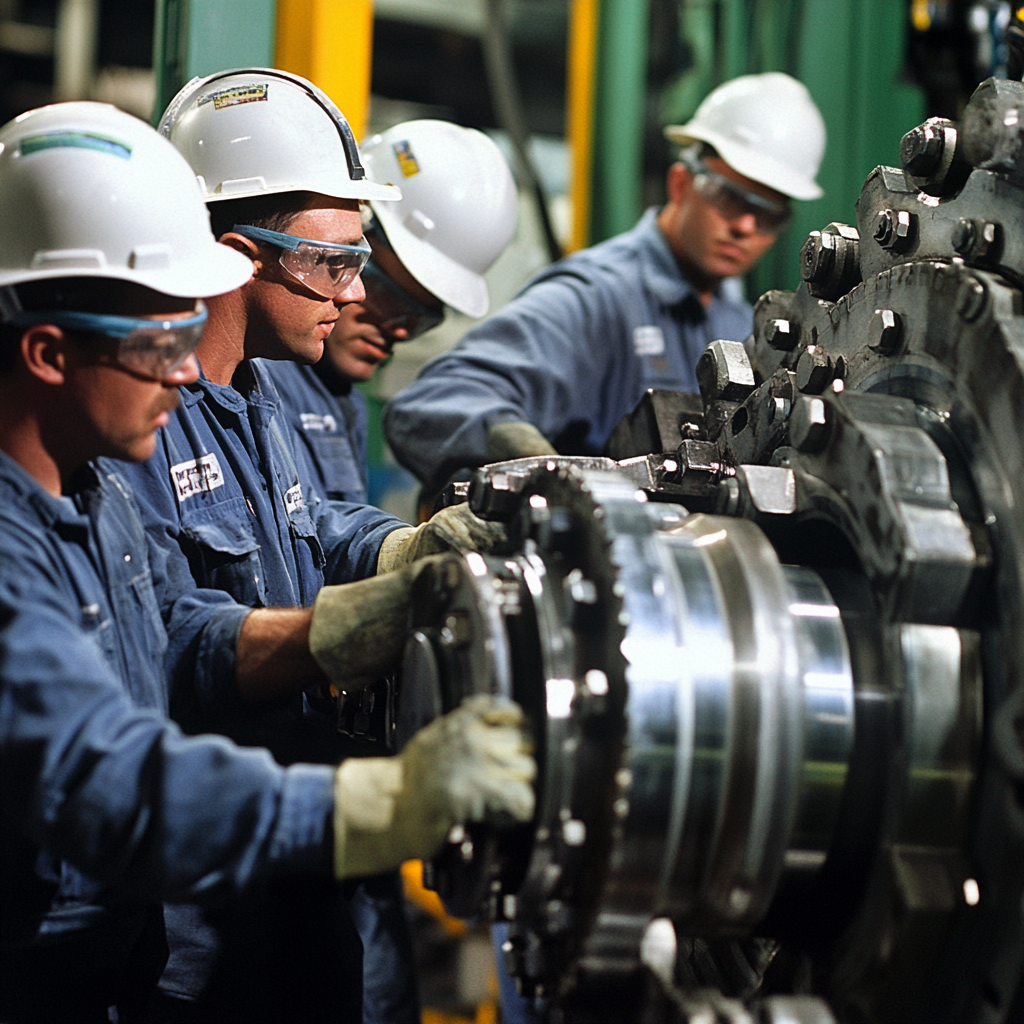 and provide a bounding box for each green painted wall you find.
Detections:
[152,0,277,123]
[658,0,925,297]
